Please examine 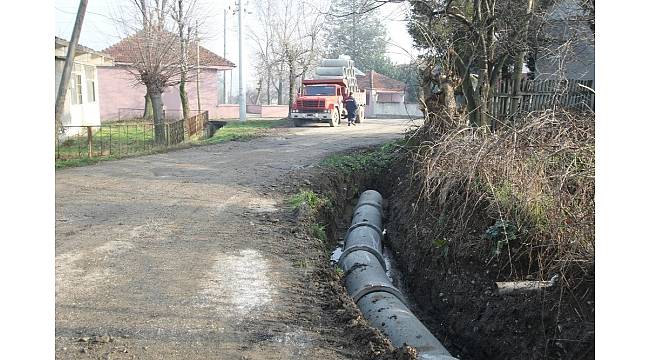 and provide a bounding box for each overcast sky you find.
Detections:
[55,0,418,91]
